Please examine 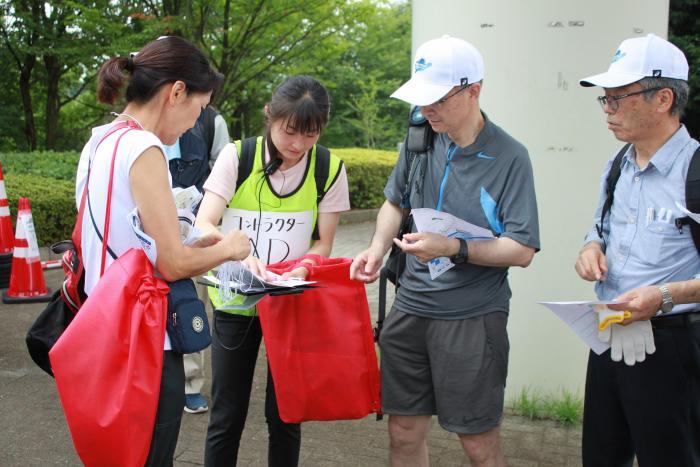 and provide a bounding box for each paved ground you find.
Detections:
[0,221,582,466]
